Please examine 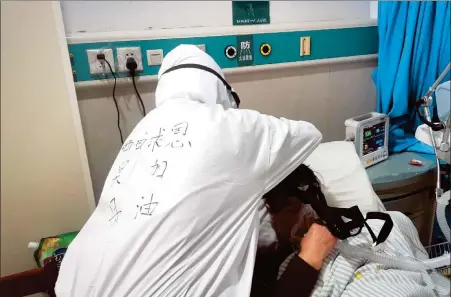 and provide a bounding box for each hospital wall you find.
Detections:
[63,2,378,201]
[370,1,378,19]
[61,1,372,34]
[1,2,94,276]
